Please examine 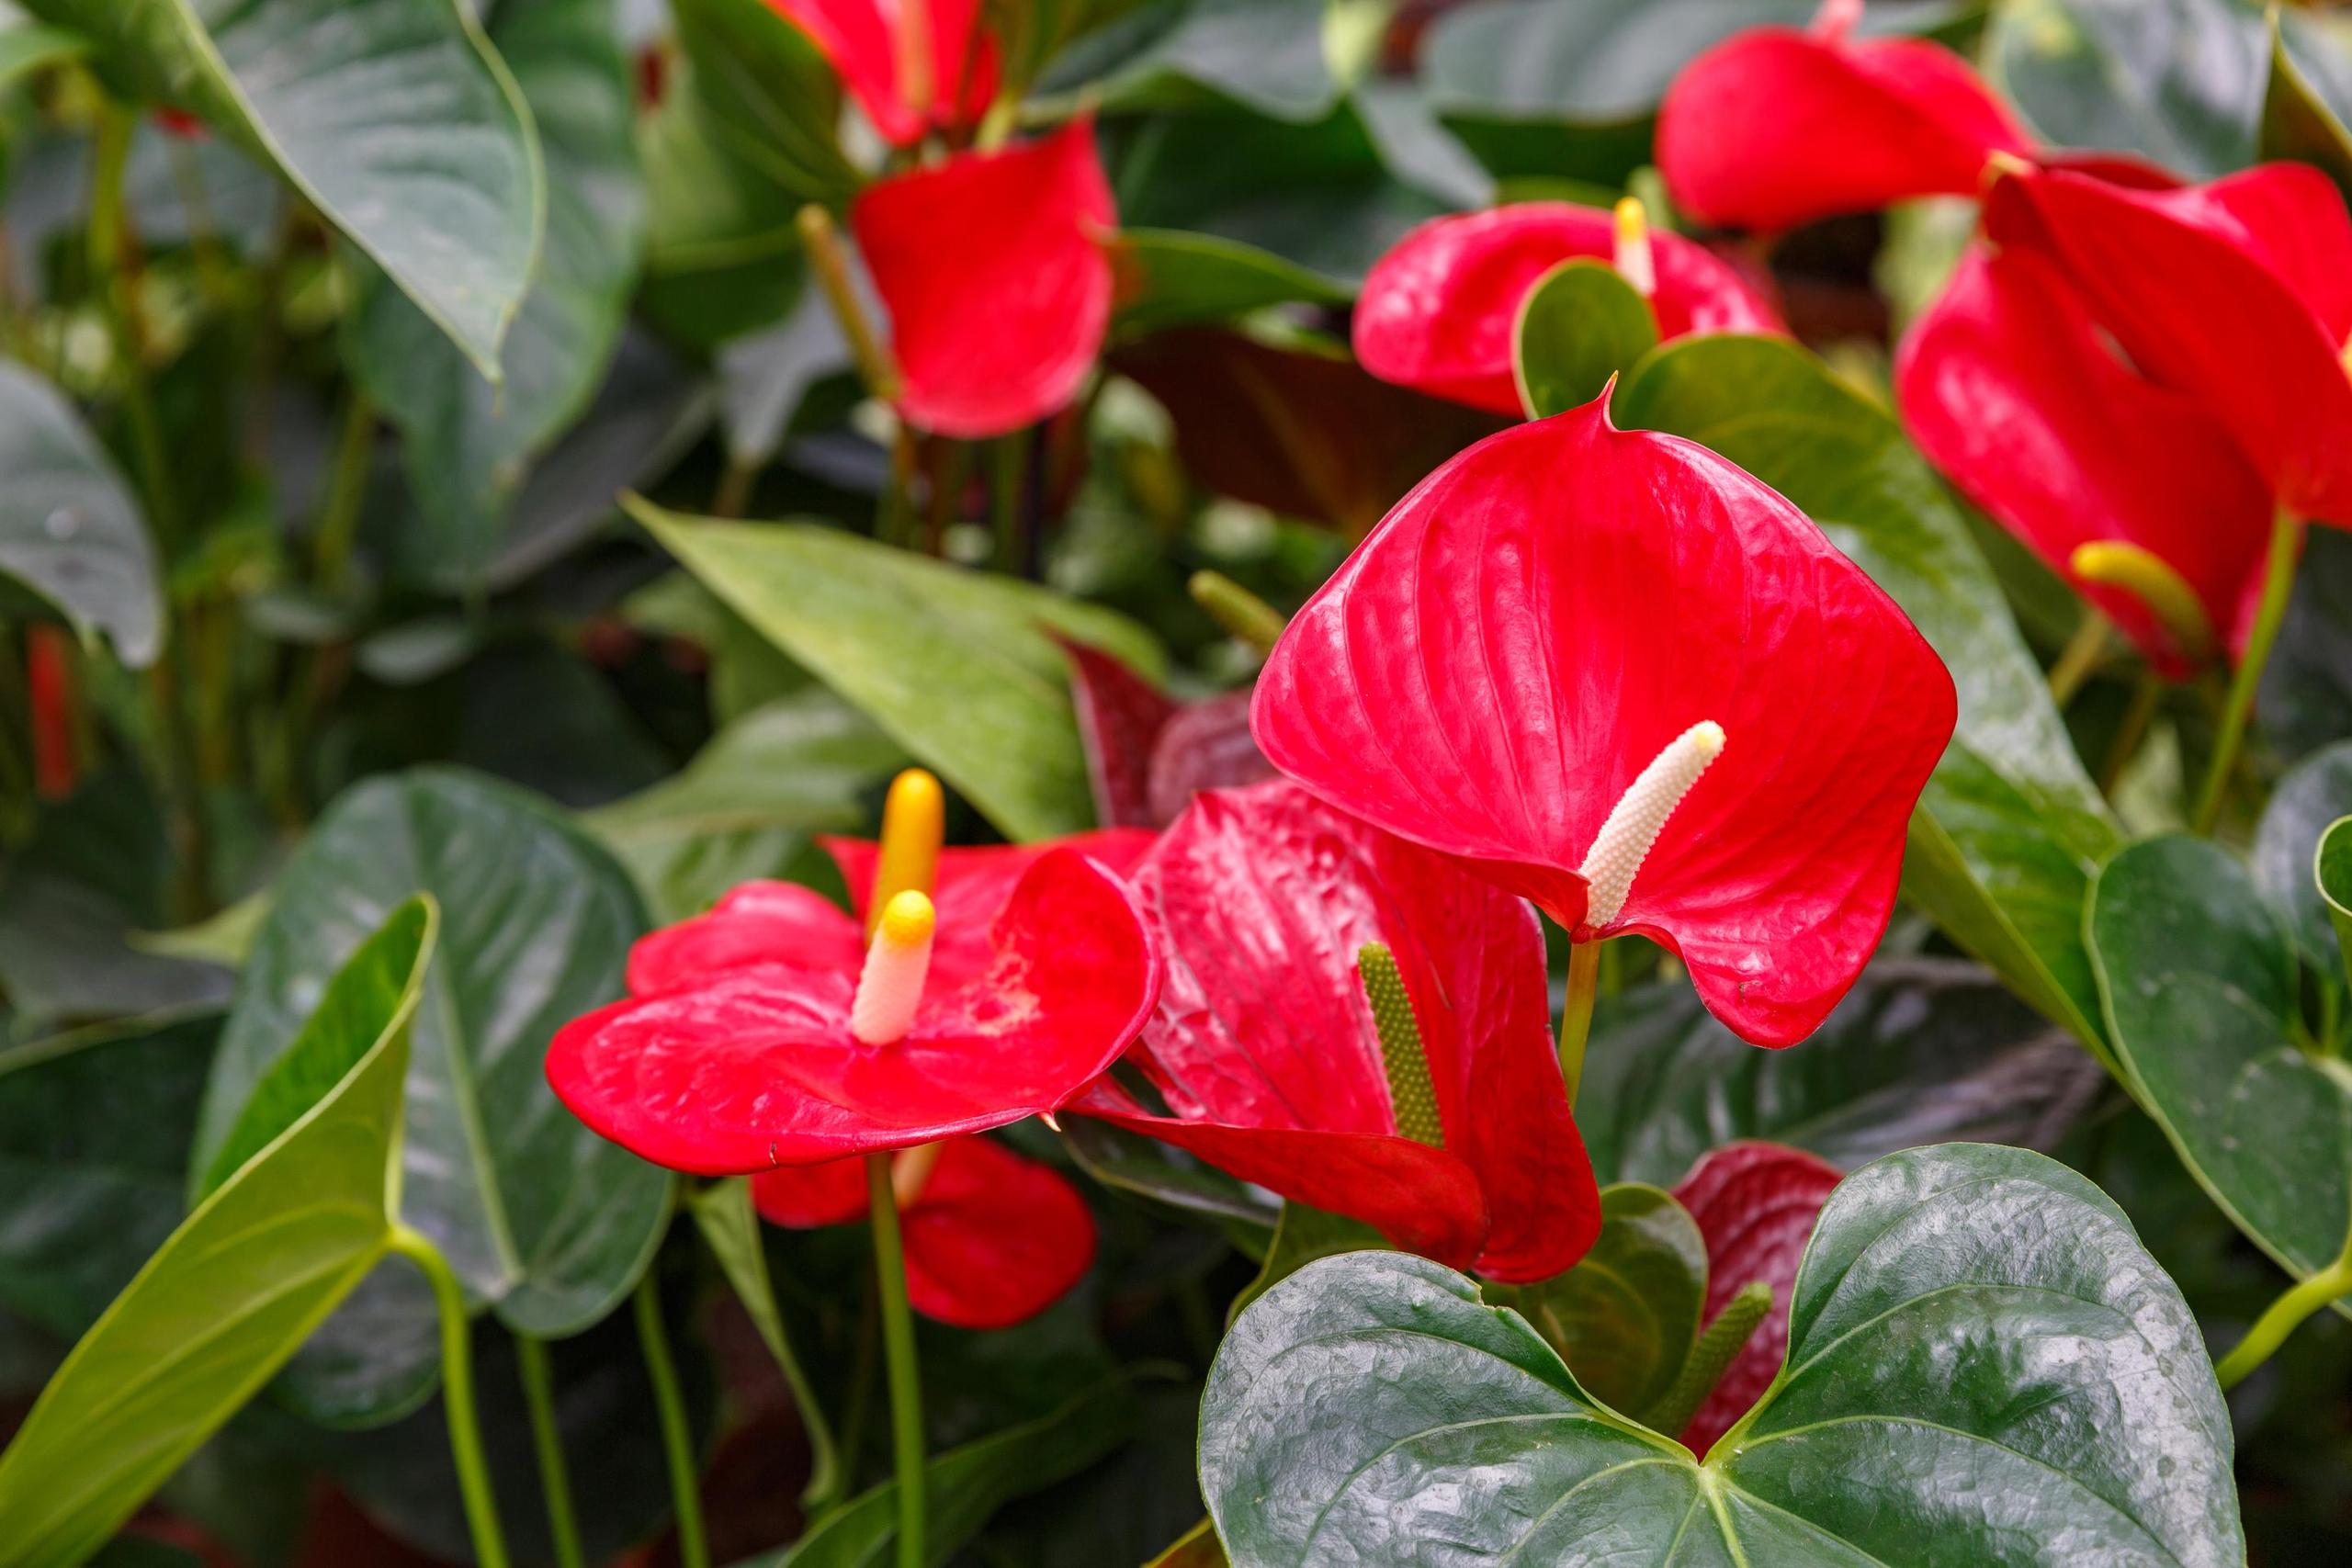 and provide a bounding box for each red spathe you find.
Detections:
[765,0,999,148]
